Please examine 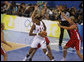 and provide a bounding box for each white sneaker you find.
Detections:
[51,59,55,61]
[61,58,66,61]
[23,57,28,61]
